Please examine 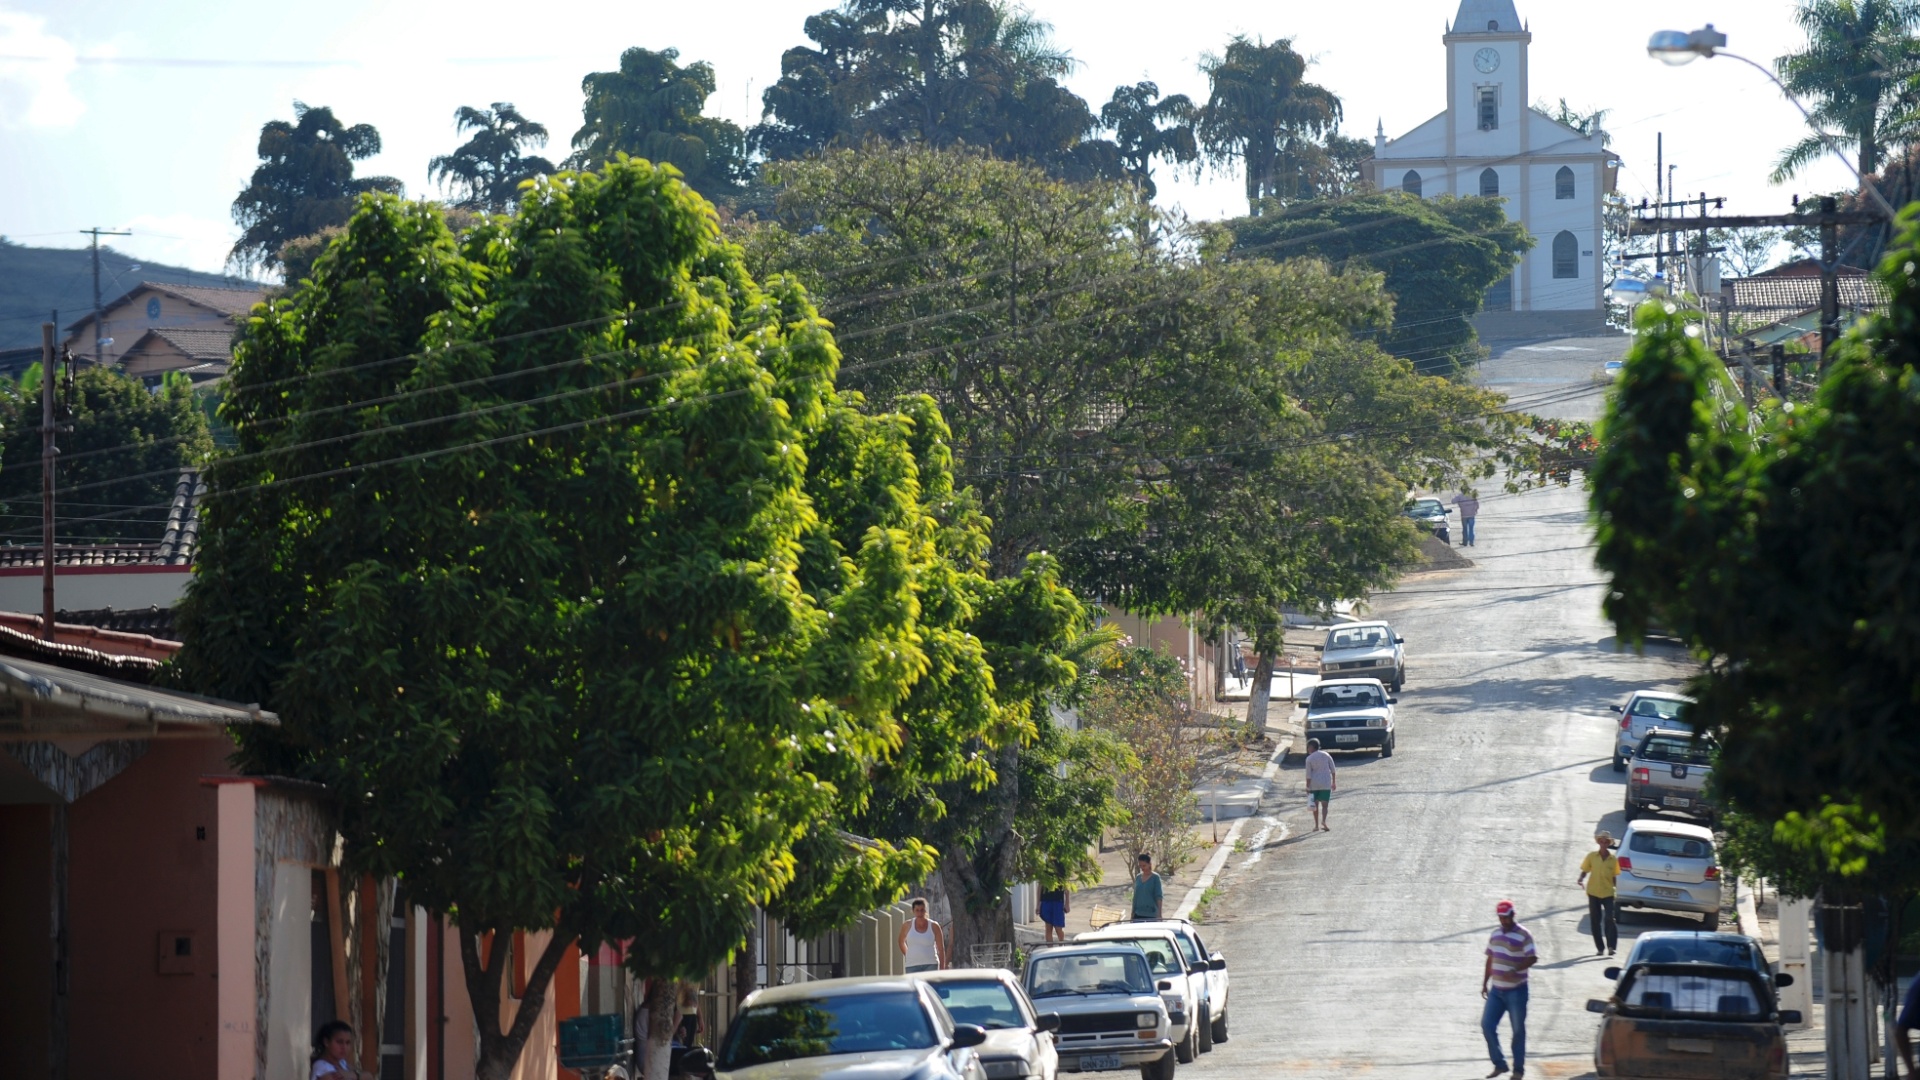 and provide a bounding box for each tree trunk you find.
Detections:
[1245,648,1276,737]
[937,741,1022,964]
[640,978,682,1080]
[461,926,576,1080]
